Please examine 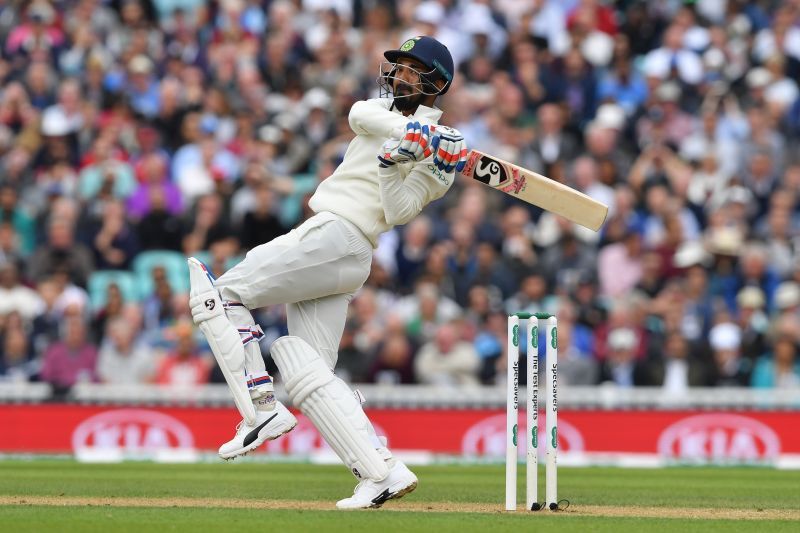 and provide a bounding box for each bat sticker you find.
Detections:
[473,156,509,187]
